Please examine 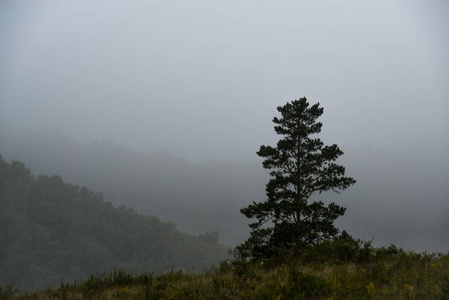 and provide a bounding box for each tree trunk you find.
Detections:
[295,210,301,257]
